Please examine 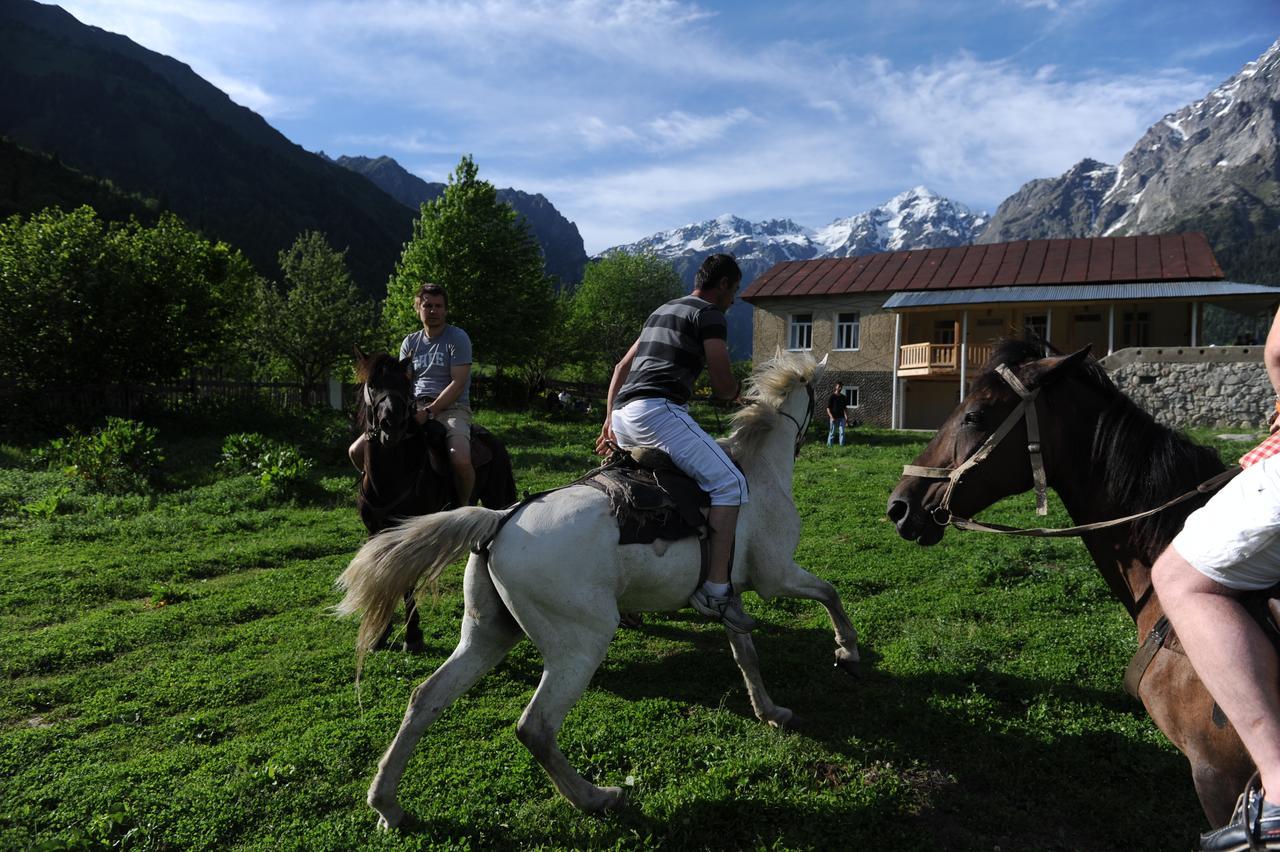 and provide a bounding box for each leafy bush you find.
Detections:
[218,432,313,495]
[34,418,164,494]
